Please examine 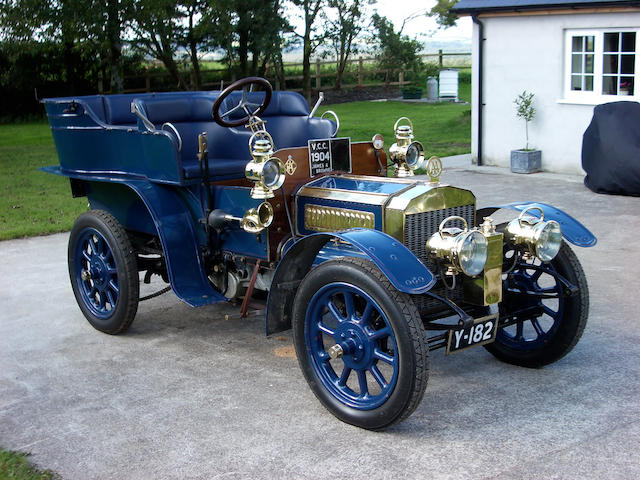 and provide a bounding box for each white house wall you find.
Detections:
[472,11,640,174]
